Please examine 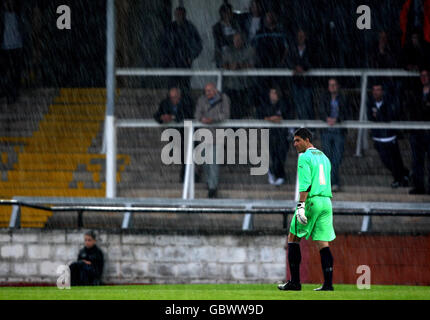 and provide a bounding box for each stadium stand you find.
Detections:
[0,88,129,228]
[1,85,429,230]
[115,87,423,201]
